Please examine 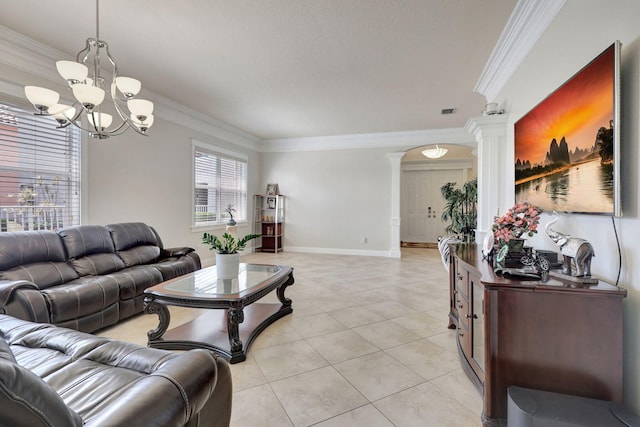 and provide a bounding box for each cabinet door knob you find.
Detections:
[465,314,472,319]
